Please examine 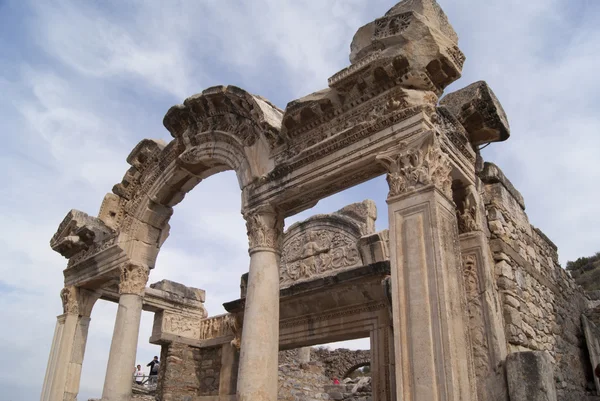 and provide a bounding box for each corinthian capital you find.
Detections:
[60,286,79,315]
[376,132,453,199]
[243,205,283,254]
[118,262,149,295]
